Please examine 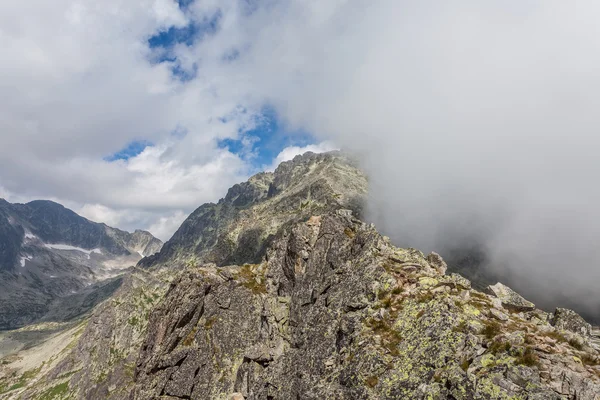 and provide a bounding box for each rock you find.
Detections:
[551,308,592,337]
[230,393,245,400]
[489,308,509,321]
[447,273,471,290]
[426,252,447,275]
[486,282,536,311]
